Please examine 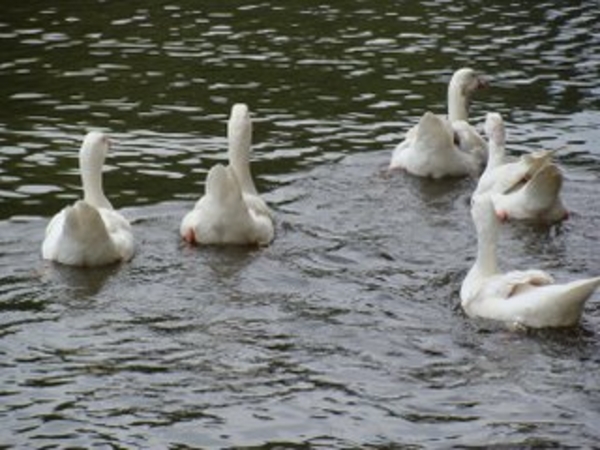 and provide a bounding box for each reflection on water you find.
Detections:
[1,0,600,448]
[43,263,120,297]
